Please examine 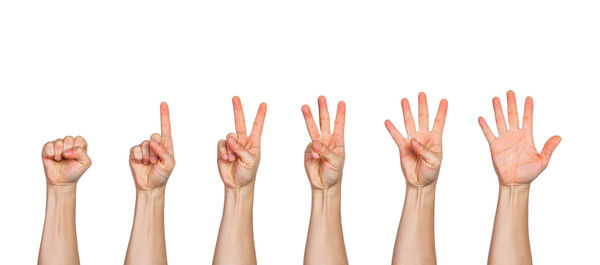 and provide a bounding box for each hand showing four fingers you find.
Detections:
[217,96,267,189]
[385,92,448,187]
[301,96,347,190]
[478,91,561,185]
[129,102,176,191]
[42,136,92,186]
